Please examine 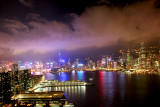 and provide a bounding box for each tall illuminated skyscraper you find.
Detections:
[119,50,127,69]
[126,49,132,69]
[139,42,146,69]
